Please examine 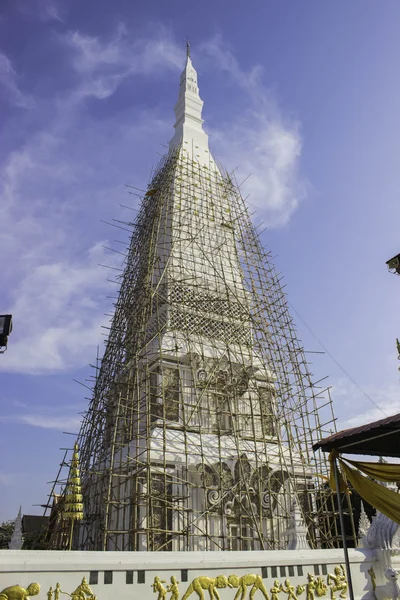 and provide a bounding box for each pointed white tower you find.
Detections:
[169,41,214,167]
[9,506,23,550]
[69,48,339,553]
